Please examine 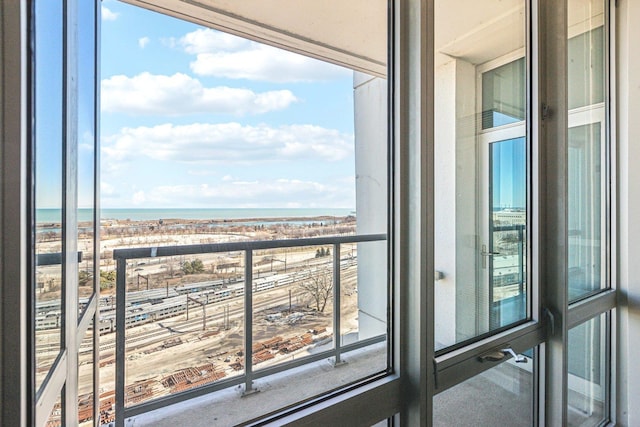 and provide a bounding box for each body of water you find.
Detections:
[37,208,355,224]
